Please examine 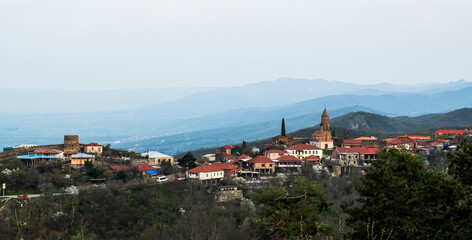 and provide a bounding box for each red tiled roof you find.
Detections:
[211,162,238,170]
[353,137,377,141]
[265,149,286,155]
[87,143,102,147]
[34,148,63,154]
[428,139,449,146]
[137,164,155,172]
[403,135,430,141]
[311,130,323,137]
[276,155,300,162]
[384,137,416,145]
[249,156,274,164]
[287,144,321,151]
[343,139,363,145]
[188,165,224,173]
[272,135,289,140]
[109,165,132,172]
[239,154,252,159]
[221,145,237,150]
[336,147,379,155]
[305,155,321,161]
[434,129,466,136]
